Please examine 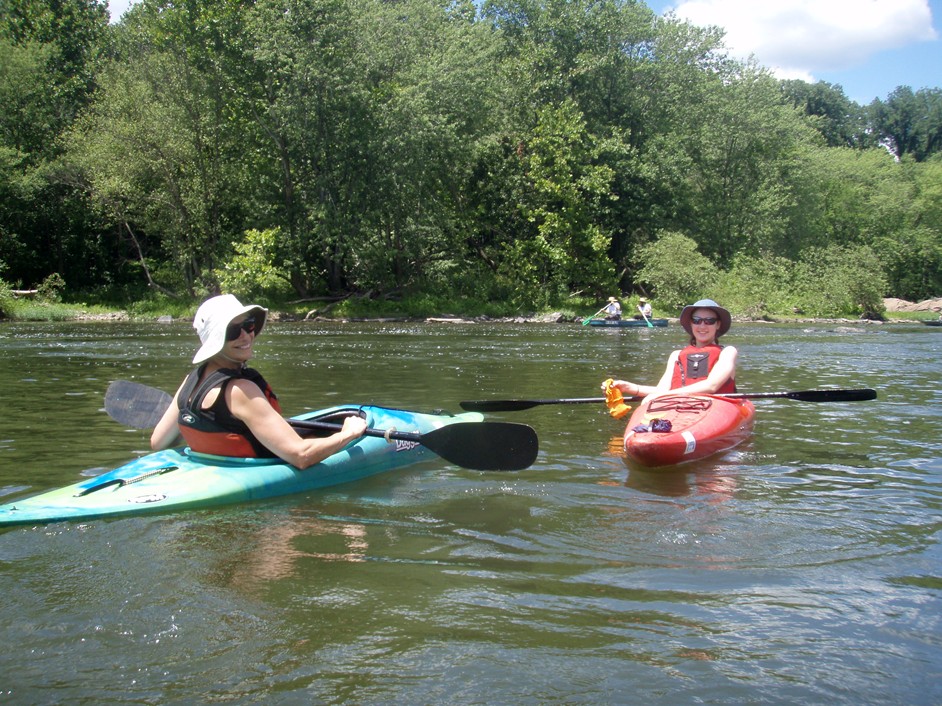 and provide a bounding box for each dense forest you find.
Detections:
[2,0,941,318]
